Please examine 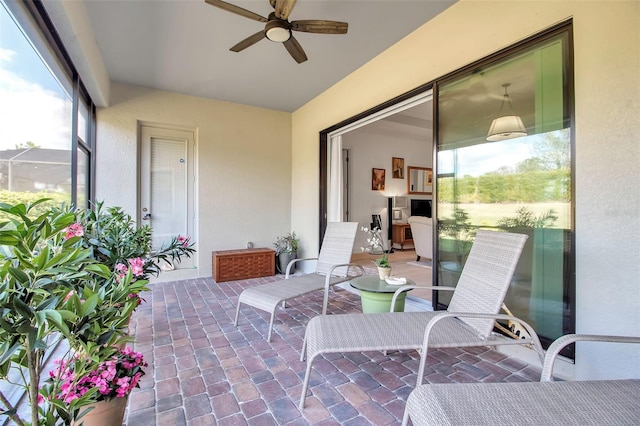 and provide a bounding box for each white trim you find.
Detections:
[327,90,433,138]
